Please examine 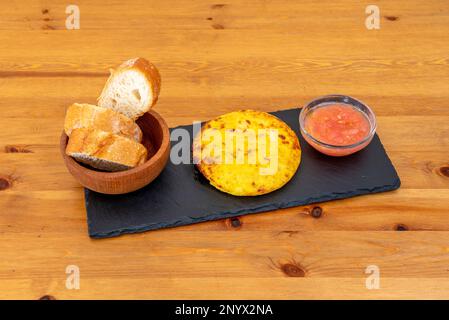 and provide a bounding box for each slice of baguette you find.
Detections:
[97,58,161,119]
[66,127,148,172]
[64,103,143,142]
